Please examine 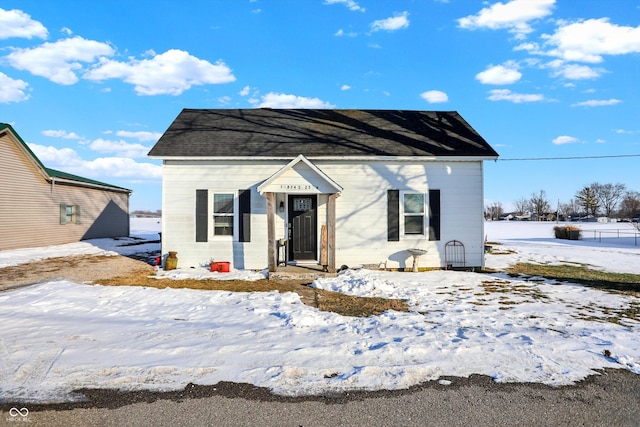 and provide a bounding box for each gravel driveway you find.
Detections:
[0,254,154,291]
